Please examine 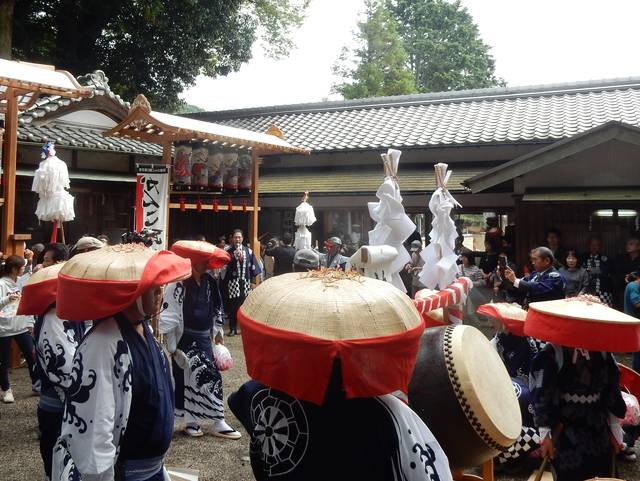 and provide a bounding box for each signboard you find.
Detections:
[135,164,169,250]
